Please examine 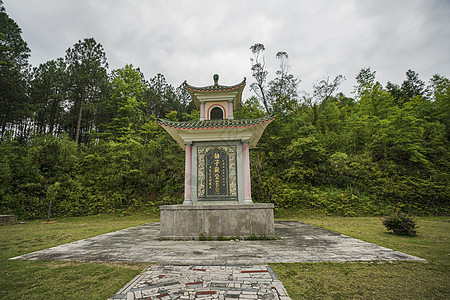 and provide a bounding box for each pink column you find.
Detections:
[242,141,252,203]
[228,100,234,120]
[200,101,205,121]
[183,143,193,205]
